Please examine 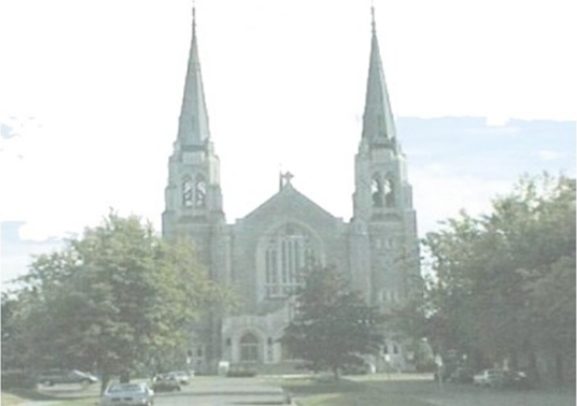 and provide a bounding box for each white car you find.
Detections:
[166,371,191,385]
[473,369,505,387]
[101,382,154,406]
[36,369,98,386]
